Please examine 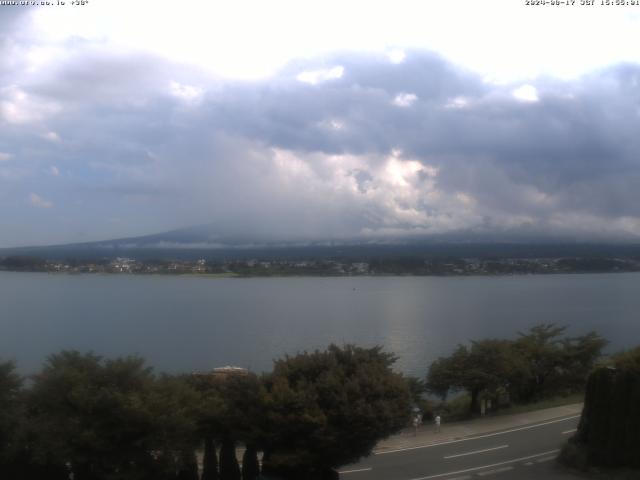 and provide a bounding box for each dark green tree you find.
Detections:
[219,438,241,480]
[406,376,427,404]
[511,324,567,401]
[215,373,267,447]
[0,361,23,478]
[426,345,468,400]
[147,374,201,479]
[27,351,199,480]
[512,325,607,401]
[188,374,224,480]
[201,436,219,480]
[241,445,259,480]
[260,344,411,479]
[427,340,521,414]
[558,332,608,392]
[428,325,608,413]
[612,345,640,373]
[189,372,266,480]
